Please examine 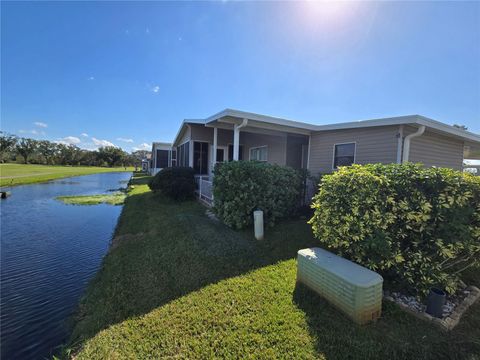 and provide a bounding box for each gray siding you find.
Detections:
[242,131,287,165]
[406,127,464,170]
[286,135,308,169]
[308,126,399,174]
[189,125,290,166]
[176,126,191,145]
